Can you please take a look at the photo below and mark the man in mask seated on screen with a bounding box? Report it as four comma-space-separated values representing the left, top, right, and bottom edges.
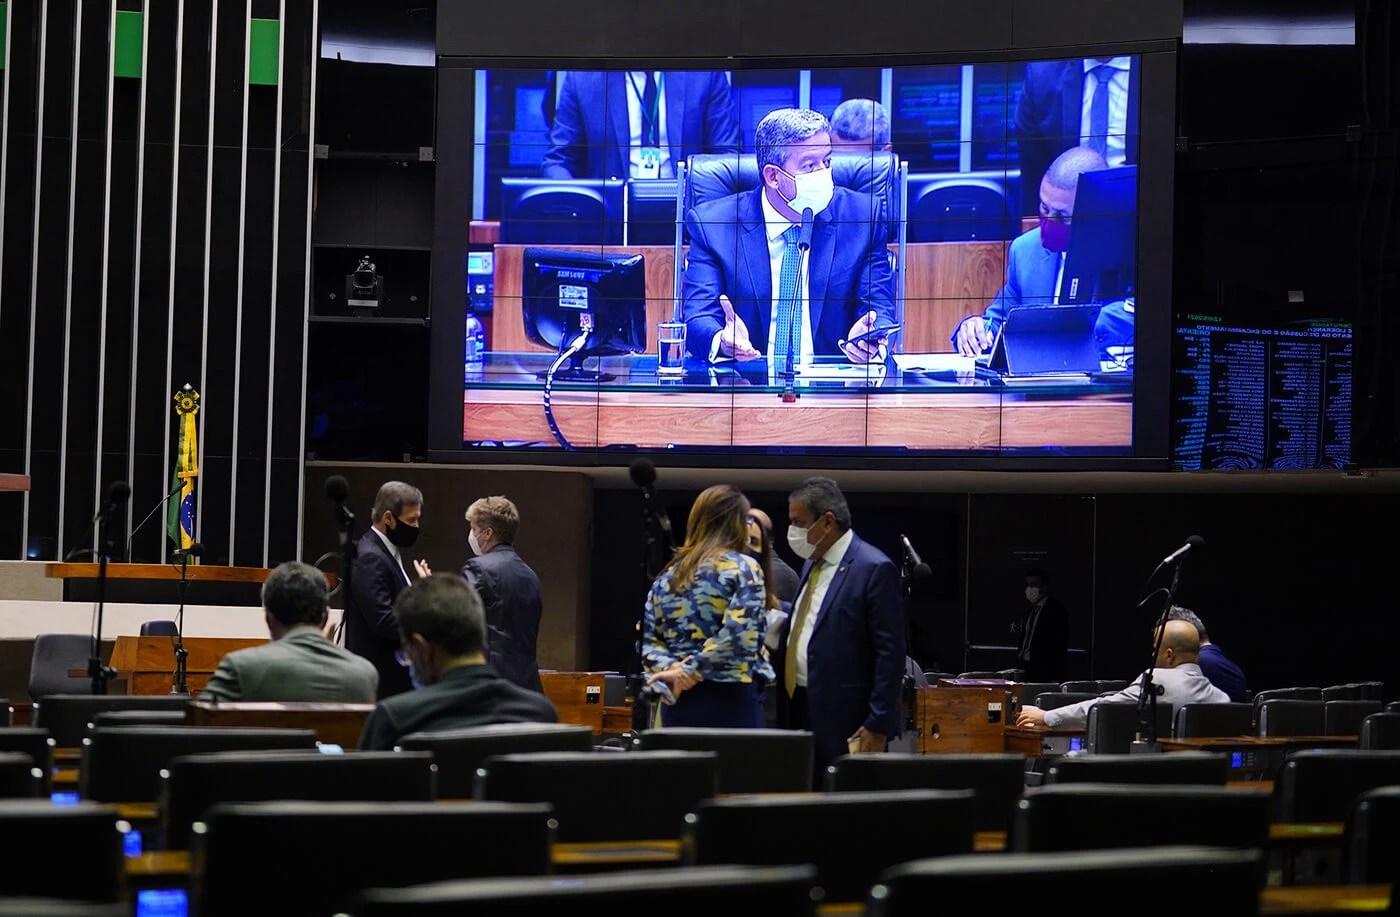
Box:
950, 145, 1134, 362
682, 108, 896, 369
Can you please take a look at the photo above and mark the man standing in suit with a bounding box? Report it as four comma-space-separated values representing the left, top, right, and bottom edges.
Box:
950, 145, 1108, 356
1016, 567, 1070, 684
683, 107, 896, 368
461, 495, 544, 694
345, 480, 430, 699
775, 477, 905, 776
1015, 56, 1139, 218
541, 70, 741, 180
201, 561, 378, 703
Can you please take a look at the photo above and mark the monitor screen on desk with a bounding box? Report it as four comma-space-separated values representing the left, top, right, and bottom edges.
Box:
431, 53, 1172, 466
521, 247, 649, 381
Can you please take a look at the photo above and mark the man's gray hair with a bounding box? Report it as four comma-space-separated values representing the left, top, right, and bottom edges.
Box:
1165, 605, 1209, 643
831, 98, 890, 147
1045, 145, 1108, 191
754, 108, 831, 171
372, 481, 423, 520
789, 476, 852, 532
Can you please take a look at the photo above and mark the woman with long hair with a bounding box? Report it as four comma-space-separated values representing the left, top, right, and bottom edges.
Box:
642, 483, 774, 727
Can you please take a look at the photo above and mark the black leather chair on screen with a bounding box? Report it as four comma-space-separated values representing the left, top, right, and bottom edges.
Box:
161, 749, 438, 850
396, 722, 594, 798
1044, 750, 1229, 786
473, 750, 718, 843
683, 788, 976, 904
823, 752, 1025, 833
866, 846, 1262, 917
350, 864, 820, 916
79, 726, 319, 803
193, 800, 556, 917
0, 800, 127, 902
633, 727, 814, 794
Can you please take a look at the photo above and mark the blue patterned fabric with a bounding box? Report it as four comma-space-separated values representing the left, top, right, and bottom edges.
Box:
643, 550, 775, 684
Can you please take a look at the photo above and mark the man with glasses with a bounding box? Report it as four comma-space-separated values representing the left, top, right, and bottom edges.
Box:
358, 574, 557, 751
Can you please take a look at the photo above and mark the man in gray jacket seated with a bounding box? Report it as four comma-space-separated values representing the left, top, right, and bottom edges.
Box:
1015, 617, 1229, 730
200, 561, 379, 703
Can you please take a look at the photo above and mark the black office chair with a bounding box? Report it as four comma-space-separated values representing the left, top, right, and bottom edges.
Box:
906, 179, 1007, 243
1011, 782, 1272, 855
1321, 683, 1361, 702
1251, 686, 1322, 723
633, 727, 814, 794
0, 900, 128, 916
1324, 699, 1382, 736
1033, 691, 1100, 710
79, 725, 320, 803
823, 752, 1025, 833
1173, 702, 1253, 738
1255, 698, 1325, 737
193, 800, 555, 917
0, 800, 127, 902
350, 864, 820, 916
0, 729, 56, 795
31, 694, 193, 748
1273, 749, 1400, 824
1085, 701, 1172, 754
867, 846, 1262, 917
1094, 679, 1130, 693
1343, 786, 1400, 885
161, 749, 438, 851
1354, 681, 1384, 701
397, 722, 594, 798
0, 752, 43, 798
1358, 711, 1400, 750
89, 709, 189, 730
1013, 682, 1062, 705
473, 750, 718, 843
683, 789, 976, 904
138, 620, 179, 637
0, 699, 11, 728
1059, 680, 1099, 693
1044, 750, 1229, 786
26, 635, 95, 701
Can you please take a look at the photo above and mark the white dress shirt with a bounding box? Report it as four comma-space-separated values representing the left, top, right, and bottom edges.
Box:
625, 71, 672, 179
1079, 57, 1132, 167
1044, 662, 1230, 730
791, 528, 854, 688
369, 526, 411, 586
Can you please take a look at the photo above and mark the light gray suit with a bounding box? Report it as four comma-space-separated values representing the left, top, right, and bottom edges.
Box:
1044, 662, 1229, 730
200, 625, 379, 703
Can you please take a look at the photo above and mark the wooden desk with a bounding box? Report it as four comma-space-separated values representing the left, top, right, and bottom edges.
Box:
914, 685, 1020, 754
109, 636, 266, 696
540, 672, 607, 735
1002, 724, 1085, 757
0, 473, 30, 492
1161, 735, 1358, 780
1258, 884, 1390, 914
185, 700, 375, 748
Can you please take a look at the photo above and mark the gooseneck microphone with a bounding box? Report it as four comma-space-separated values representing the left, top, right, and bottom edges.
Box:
797, 207, 814, 252
325, 474, 349, 503
1161, 534, 1204, 566
326, 475, 355, 547
899, 534, 924, 569
627, 458, 657, 491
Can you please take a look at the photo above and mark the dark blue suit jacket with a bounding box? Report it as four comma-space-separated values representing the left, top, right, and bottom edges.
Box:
683, 187, 895, 360
1015, 58, 1141, 217
541, 71, 740, 180
344, 530, 413, 700
461, 544, 545, 694
775, 533, 906, 771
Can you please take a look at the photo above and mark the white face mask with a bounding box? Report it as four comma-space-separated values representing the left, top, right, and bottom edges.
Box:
787, 524, 817, 560
780, 165, 835, 217
1025, 586, 1042, 604
468, 530, 483, 557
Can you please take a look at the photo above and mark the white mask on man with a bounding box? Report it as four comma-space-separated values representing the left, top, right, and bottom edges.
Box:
468, 530, 483, 557
780, 165, 835, 217
787, 524, 817, 560
1025, 586, 1042, 604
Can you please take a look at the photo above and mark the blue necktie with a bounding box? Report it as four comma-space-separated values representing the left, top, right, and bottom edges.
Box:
1087, 64, 1113, 158
774, 225, 802, 372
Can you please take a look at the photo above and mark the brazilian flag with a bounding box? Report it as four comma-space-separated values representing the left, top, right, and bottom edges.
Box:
167, 385, 200, 552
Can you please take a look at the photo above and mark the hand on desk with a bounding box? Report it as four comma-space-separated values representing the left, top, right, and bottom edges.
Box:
718, 294, 761, 361
839, 311, 889, 364
953, 315, 994, 357
1016, 705, 1048, 728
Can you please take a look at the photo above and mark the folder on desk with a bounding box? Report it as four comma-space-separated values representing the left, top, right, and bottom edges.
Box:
981, 304, 1101, 381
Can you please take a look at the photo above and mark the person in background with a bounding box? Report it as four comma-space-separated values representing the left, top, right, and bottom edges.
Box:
1166, 605, 1247, 702
461, 495, 544, 694
358, 574, 557, 750
950, 146, 1108, 357
1015, 618, 1229, 730
1016, 566, 1070, 684
829, 98, 892, 153
642, 484, 774, 728
748, 507, 799, 605
776, 476, 905, 776
201, 561, 378, 703
541, 70, 740, 180
345, 481, 431, 700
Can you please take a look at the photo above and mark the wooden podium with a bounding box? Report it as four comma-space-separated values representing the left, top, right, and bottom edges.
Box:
540, 672, 607, 734
913, 681, 1024, 754
109, 636, 266, 695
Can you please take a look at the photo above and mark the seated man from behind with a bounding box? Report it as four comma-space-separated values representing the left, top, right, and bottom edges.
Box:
358, 574, 558, 750
200, 561, 378, 703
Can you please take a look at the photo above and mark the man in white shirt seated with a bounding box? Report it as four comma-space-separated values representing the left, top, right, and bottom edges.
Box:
1015, 617, 1229, 730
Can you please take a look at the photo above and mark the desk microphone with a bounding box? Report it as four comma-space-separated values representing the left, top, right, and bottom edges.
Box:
798, 207, 813, 251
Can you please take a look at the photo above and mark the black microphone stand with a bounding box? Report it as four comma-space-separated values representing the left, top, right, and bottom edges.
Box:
89, 508, 119, 695
1130, 559, 1187, 754
333, 499, 356, 644
628, 484, 673, 737
170, 549, 195, 695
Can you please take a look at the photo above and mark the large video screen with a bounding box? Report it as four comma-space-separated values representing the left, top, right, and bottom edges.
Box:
450, 58, 1151, 461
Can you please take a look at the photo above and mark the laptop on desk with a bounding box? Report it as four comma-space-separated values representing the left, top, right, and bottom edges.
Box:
977, 303, 1102, 381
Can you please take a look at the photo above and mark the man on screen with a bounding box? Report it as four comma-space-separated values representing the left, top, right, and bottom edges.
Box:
950, 145, 1121, 356
683, 108, 895, 367
541, 70, 741, 180
829, 98, 893, 153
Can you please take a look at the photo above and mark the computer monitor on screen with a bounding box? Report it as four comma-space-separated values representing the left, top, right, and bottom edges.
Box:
500, 178, 625, 246
624, 178, 679, 245
521, 247, 648, 382
1059, 164, 1138, 306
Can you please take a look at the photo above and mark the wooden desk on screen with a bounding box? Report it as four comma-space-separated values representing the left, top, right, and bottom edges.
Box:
186, 700, 375, 748
109, 636, 266, 696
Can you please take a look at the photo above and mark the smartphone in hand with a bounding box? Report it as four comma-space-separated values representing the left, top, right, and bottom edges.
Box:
844, 323, 902, 348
